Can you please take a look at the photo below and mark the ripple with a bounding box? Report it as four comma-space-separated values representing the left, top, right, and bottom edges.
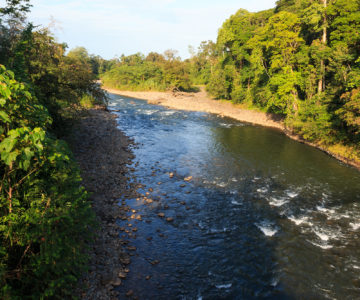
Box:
287, 215, 310, 226
268, 196, 288, 207
285, 190, 299, 198
350, 222, 360, 230
309, 240, 333, 250
257, 187, 268, 194
231, 199, 242, 206
215, 283, 232, 289
256, 221, 278, 237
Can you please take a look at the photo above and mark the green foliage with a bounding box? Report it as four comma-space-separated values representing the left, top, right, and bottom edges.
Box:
187, 41, 216, 85
337, 88, 360, 142
102, 62, 166, 91
0, 65, 95, 299
0, 0, 31, 18
0, 2, 102, 297
0, 24, 107, 134
206, 2, 360, 154
101, 51, 193, 92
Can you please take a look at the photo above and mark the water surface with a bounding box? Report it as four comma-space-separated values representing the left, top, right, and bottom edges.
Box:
108, 93, 360, 299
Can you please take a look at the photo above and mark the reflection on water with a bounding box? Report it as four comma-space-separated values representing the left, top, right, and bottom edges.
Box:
108, 93, 360, 299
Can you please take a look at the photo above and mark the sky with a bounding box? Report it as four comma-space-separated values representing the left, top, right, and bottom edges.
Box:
27, 0, 277, 60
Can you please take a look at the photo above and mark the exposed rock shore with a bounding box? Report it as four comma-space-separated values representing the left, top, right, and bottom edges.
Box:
66, 107, 137, 299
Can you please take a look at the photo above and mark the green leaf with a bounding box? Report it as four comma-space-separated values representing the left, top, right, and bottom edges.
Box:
0, 135, 17, 153
0, 110, 10, 123
1, 150, 19, 165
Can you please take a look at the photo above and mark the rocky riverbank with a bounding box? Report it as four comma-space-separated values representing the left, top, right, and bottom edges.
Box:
104, 87, 360, 170
66, 107, 138, 299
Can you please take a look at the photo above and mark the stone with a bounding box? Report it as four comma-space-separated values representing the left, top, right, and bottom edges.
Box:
184, 176, 192, 181
110, 278, 122, 286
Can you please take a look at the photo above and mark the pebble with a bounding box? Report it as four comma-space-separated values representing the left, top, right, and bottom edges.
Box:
111, 278, 122, 286
184, 176, 192, 181
158, 212, 165, 218
166, 217, 174, 222
126, 290, 134, 297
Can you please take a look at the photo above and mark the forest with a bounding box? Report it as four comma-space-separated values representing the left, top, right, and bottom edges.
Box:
102, 0, 360, 162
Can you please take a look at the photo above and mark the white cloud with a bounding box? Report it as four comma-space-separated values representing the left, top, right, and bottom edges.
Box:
28, 0, 276, 59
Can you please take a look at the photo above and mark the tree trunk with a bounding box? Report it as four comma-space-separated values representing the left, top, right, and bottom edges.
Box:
318, 0, 327, 94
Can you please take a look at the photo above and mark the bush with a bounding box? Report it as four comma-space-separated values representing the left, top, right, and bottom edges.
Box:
0, 65, 95, 299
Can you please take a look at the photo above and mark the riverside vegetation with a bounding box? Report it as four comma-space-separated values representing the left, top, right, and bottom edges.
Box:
101, 0, 360, 166
0, 0, 108, 298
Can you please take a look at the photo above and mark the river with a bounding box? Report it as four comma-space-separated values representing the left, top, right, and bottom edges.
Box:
108, 93, 360, 299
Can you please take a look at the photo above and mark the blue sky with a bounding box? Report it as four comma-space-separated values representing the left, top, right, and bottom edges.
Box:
28, 0, 277, 59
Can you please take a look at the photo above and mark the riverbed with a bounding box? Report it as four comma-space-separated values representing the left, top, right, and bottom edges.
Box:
108, 93, 360, 299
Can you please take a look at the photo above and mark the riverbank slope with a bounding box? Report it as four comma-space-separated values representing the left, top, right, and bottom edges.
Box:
104, 87, 360, 170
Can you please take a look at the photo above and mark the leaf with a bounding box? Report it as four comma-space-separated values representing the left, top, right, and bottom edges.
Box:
0, 135, 18, 153
1, 150, 19, 165
0, 110, 10, 123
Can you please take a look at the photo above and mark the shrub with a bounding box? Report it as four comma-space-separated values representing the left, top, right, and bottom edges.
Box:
0, 65, 95, 299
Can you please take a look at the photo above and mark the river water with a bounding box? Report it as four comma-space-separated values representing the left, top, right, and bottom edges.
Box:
108, 93, 360, 299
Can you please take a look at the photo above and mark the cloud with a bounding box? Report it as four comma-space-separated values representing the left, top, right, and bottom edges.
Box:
28, 0, 276, 59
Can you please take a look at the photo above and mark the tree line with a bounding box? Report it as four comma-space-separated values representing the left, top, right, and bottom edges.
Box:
207, 0, 360, 160
101, 0, 360, 162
